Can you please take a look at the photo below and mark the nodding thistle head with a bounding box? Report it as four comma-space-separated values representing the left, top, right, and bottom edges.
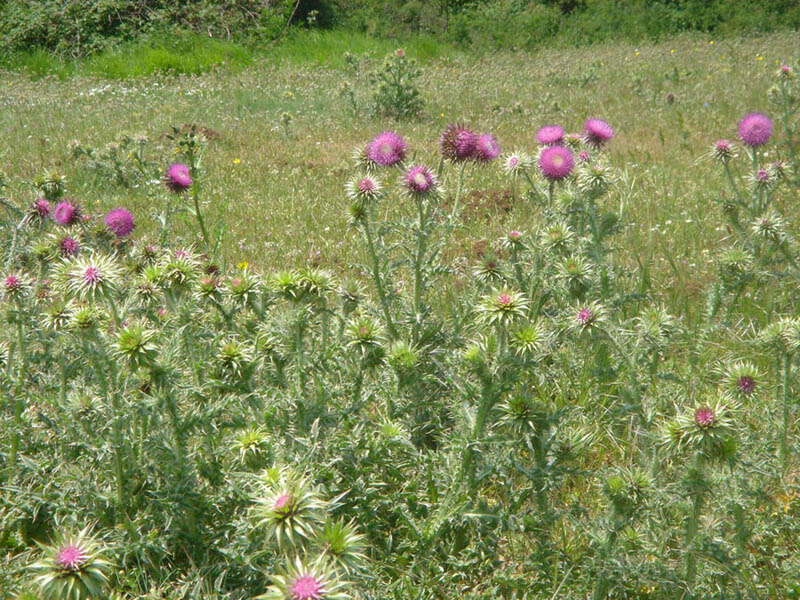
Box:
751, 212, 787, 243
661, 393, 738, 461
57, 254, 121, 302
339, 279, 364, 316
716, 247, 753, 288
29, 526, 112, 600
112, 323, 158, 370
216, 337, 255, 380
570, 300, 608, 335
502, 151, 533, 177
635, 306, 677, 353
232, 426, 271, 470
556, 254, 593, 299
319, 519, 367, 575
345, 174, 384, 206
576, 161, 615, 198
711, 139, 737, 163
473, 252, 505, 284
35, 170, 68, 202
439, 123, 477, 162
603, 467, 651, 520
257, 555, 350, 600
345, 315, 384, 367
228, 266, 262, 306
387, 340, 419, 374
510, 320, 549, 359
252, 468, 327, 551
758, 317, 797, 355
540, 221, 575, 255
478, 288, 529, 327
3, 272, 31, 302
296, 267, 336, 302
402, 164, 440, 197
270, 270, 302, 301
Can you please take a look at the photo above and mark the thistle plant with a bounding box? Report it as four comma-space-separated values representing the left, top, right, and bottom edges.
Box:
370, 49, 423, 120
660, 393, 739, 592
29, 527, 113, 600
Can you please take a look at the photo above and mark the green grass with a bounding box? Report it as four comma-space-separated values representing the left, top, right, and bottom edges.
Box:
1, 33, 255, 80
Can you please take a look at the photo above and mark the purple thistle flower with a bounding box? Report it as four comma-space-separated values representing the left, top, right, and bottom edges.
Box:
60, 237, 79, 257
584, 118, 614, 147
579, 151, 590, 162
34, 197, 51, 218
83, 266, 101, 285
508, 230, 521, 240
55, 545, 87, 570
756, 169, 770, 182
497, 293, 512, 306
366, 131, 407, 167
358, 178, 375, 193
694, 407, 715, 428
104, 208, 135, 238
536, 125, 565, 146
53, 201, 80, 226
4, 274, 21, 293
290, 575, 323, 600
738, 112, 772, 147
737, 376, 755, 396
440, 124, 477, 162
274, 493, 292, 511
577, 307, 593, 325
666, 92, 675, 104
165, 163, 193, 193
539, 146, 575, 181
474, 134, 500, 162
403, 165, 437, 195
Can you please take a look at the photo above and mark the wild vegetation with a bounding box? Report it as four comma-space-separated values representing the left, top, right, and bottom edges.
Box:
1, 28, 800, 600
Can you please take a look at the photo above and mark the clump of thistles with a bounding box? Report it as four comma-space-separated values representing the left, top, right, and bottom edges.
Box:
536, 125, 565, 146
104, 208, 135, 238
539, 146, 575, 180
402, 165, 438, 196
738, 112, 772, 147
366, 131, 407, 167
165, 163, 193, 193
583, 118, 614, 148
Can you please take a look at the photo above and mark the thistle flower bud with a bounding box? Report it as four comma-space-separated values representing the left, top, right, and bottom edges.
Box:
3, 273, 30, 301
473, 252, 505, 283
258, 556, 349, 600
716, 247, 753, 288
510, 320, 548, 358
661, 393, 738, 460
751, 212, 787, 243
233, 426, 271, 469
112, 323, 158, 370
556, 255, 593, 299
570, 301, 608, 334
711, 139, 737, 163
253, 469, 327, 550
58, 254, 122, 301
758, 318, 797, 355
502, 152, 532, 177
478, 288, 529, 327
540, 221, 575, 255
387, 340, 419, 373
576, 162, 614, 197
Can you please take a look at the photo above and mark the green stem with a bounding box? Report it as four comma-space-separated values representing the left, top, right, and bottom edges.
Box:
462, 376, 495, 493
412, 197, 430, 342
510, 244, 526, 291
723, 162, 745, 209
685, 453, 704, 593
547, 180, 555, 206
191, 183, 211, 254
362, 214, 397, 338
450, 161, 467, 226
9, 316, 26, 477
782, 352, 792, 469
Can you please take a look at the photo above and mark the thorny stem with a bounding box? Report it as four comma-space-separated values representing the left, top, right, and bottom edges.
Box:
362, 212, 397, 338
782, 352, 792, 469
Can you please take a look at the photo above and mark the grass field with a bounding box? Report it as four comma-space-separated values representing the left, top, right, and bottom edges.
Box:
2, 29, 800, 599
1, 31, 795, 317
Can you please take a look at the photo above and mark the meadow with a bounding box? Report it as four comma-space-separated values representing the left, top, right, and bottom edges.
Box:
1, 29, 799, 599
